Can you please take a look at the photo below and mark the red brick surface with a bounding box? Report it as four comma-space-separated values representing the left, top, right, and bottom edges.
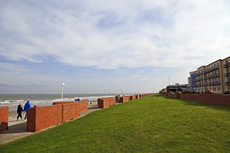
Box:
53, 100, 88, 113
0, 106, 8, 133
120, 96, 129, 103
160, 92, 230, 106
62, 103, 80, 122
27, 105, 63, 132
98, 97, 115, 108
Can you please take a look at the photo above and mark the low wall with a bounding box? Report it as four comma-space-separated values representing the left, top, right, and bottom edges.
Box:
168, 92, 176, 98
27, 101, 85, 132
160, 92, 230, 106
27, 105, 63, 132
53, 100, 88, 113
120, 96, 129, 103
130, 95, 136, 100
0, 106, 8, 133
98, 97, 115, 108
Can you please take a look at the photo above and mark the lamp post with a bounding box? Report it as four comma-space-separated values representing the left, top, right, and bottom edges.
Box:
105, 87, 107, 96
61, 82, 65, 101
121, 89, 123, 95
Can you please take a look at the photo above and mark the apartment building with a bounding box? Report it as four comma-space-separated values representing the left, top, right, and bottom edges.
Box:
223, 56, 230, 93
191, 56, 230, 94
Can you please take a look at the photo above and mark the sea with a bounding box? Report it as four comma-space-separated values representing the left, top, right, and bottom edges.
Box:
0, 93, 123, 112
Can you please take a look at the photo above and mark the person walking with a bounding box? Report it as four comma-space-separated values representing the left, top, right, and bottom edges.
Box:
24, 100, 31, 121
16, 104, 24, 120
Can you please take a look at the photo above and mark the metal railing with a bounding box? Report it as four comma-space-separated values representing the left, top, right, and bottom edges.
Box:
204, 65, 220, 73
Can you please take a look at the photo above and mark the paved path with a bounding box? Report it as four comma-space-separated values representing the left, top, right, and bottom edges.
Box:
0, 104, 102, 145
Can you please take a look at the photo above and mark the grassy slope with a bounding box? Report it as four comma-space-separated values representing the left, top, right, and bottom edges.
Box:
1, 94, 230, 152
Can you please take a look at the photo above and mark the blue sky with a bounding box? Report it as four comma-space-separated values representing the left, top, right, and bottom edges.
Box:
0, 0, 229, 94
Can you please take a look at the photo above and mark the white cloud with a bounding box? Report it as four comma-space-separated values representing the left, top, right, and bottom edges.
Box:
0, 0, 229, 70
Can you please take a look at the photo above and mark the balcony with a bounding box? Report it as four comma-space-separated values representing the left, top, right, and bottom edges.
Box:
225, 72, 230, 77
204, 65, 220, 73
224, 63, 230, 68
211, 81, 221, 86
204, 82, 211, 86
225, 81, 230, 86
204, 73, 220, 80
194, 71, 204, 77
195, 83, 204, 87
195, 77, 204, 82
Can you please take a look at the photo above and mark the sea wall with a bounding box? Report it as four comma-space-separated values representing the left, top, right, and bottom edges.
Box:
0, 106, 8, 133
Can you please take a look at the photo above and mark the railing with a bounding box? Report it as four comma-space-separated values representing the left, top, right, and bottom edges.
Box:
211, 81, 221, 86
225, 72, 230, 77
195, 77, 204, 82
204, 73, 220, 80
194, 83, 204, 87
224, 63, 230, 68
204, 65, 220, 73
194, 71, 204, 77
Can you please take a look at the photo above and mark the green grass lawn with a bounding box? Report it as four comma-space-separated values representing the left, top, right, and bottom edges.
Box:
1, 94, 230, 152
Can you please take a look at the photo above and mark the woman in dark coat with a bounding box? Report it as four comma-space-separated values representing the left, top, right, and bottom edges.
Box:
17, 104, 24, 120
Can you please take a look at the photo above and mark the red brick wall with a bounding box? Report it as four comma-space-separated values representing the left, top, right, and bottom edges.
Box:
203, 95, 230, 106
130, 95, 136, 100
62, 103, 80, 122
120, 96, 129, 103
98, 97, 114, 108
180, 94, 206, 103
0, 106, 8, 133
53, 100, 88, 113
168, 92, 177, 98
27, 105, 63, 132
79, 100, 88, 112
135, 95, 139, 99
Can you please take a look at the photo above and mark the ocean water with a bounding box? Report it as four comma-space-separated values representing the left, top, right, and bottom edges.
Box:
0, 94, 118, 112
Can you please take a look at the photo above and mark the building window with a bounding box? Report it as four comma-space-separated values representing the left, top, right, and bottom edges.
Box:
217, 87, 220, 91
213, 87, 216, 91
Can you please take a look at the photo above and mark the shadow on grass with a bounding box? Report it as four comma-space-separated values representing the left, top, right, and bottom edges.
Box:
155, 94, 230, 112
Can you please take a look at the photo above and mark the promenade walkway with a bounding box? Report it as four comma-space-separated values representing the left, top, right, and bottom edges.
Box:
0, 104, 102, 145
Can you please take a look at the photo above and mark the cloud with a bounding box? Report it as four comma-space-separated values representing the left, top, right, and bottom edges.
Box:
0, 0, 229, 70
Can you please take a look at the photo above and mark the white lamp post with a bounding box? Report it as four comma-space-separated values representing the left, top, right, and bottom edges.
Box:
105, 87, 107, 96
121, 89, 123, 95
61, 82, 65, 101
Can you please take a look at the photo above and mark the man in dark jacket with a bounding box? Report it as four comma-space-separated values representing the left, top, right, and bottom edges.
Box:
17, 104, 24, 120
24, 100, 31, 121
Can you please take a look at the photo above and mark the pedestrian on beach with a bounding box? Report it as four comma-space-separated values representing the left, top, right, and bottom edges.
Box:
16, 104, 24, 120
24, 100, 31, 121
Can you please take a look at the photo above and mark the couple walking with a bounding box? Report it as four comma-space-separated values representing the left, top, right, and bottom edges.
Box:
17, 100, 31, 121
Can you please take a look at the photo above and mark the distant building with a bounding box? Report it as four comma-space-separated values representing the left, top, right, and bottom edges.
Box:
189, 71, 195, 92
189, 56, 230, 94
166, 83, 189, 92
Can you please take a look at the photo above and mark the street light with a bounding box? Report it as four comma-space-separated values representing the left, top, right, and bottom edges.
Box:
121, 89, 123, 95
105, 87, 107, 96
61, 82, 65, 101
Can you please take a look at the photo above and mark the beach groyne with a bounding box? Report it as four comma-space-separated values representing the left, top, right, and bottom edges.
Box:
159, 91, 230, 106
0, 106, 8, 133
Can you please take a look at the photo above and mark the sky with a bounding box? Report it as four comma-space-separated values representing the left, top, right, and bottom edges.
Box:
0, 0, 230, 94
